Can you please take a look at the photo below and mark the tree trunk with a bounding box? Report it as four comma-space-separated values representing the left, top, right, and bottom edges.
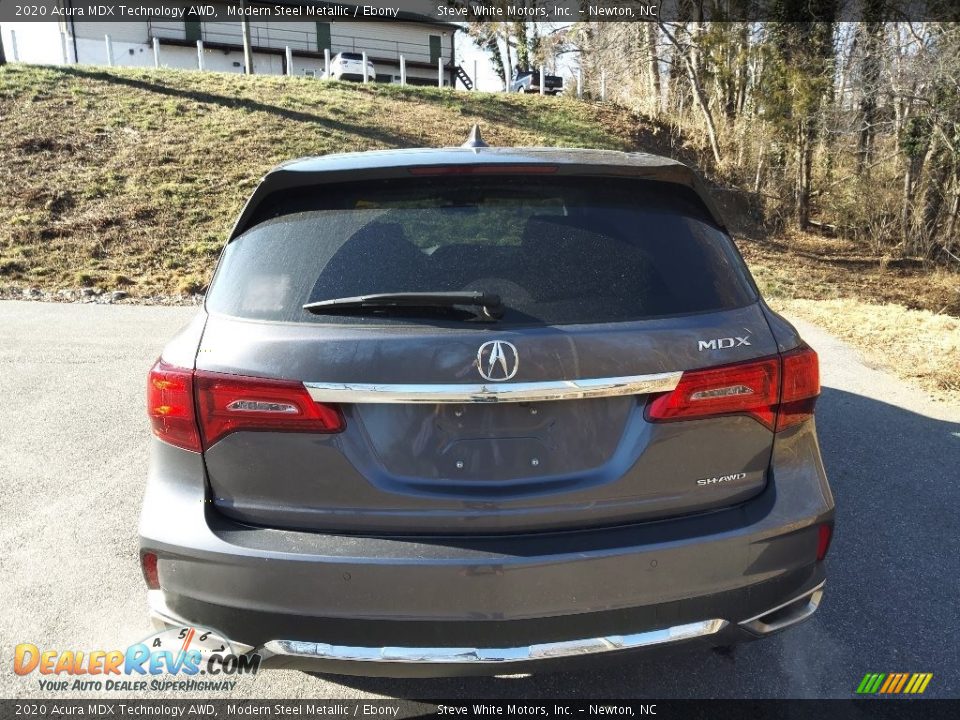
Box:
659, 22, 722, 166
944, 174, 959, 257
754, 149, 765, 194
856, 22, 884, 175
646, 23, 660, 113
688, 61, 723, 166
920, 135, 949, 257
796, 122, 814, 228
735, 23, 750, 117
0, 31, 6, 66
902, 150, 929, 254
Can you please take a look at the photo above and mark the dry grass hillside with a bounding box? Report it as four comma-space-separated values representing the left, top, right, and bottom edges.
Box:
1, 64, 641, 294
1, 64, 957, 400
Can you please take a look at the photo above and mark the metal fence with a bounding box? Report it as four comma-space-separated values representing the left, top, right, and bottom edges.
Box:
149, 20, 438, 65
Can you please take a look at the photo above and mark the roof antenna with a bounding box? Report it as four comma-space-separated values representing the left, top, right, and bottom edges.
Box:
462, 124, 488, 149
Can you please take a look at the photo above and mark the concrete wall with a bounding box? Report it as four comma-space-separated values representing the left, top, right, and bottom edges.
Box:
1, 22, 69, 64
71, 36, 284, 74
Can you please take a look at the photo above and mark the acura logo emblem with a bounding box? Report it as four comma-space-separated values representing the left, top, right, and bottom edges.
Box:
476, 341, 519, 382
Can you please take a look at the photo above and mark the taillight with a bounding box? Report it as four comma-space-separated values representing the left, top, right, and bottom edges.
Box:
194, 370, 344, 449
148, 361, 344, 451
140, 551, 160, 590
776, 346, 820, 431
148, 360, 201, 452
816, 523, 833, 562
645, 345, 820, 432
646, 357, 781, 430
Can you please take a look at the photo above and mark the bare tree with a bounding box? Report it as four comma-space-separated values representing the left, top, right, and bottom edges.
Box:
659, 21, 722, 166
645, 24, 661, 112
856, 12, 886, 174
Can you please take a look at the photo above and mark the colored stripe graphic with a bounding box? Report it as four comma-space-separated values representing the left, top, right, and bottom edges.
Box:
856, 673, 886, 694
856, 672, 932, 694
906, 673, 933, 694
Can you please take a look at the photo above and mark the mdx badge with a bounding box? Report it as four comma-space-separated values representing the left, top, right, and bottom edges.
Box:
477, 341, 519, 382
698, 335, 752, 351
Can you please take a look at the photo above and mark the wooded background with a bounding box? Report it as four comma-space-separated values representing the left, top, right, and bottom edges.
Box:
464, 4, 960, 266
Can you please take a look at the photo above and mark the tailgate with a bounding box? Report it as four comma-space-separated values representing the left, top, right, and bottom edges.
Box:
197, 303, 777, 534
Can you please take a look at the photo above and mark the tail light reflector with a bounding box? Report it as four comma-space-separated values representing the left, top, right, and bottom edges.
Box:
140, 551, 160, 590
816, 523, 833, 562
194, 370, 343, 449
148, 360, 201, 452
645, 345, 820, 433
147, 360, 344, 451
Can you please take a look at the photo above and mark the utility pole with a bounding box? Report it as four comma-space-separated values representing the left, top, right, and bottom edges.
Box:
0, 31, 6, 66
241, 1, 254, 74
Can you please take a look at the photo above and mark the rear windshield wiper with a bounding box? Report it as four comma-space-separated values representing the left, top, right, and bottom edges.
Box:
303, 291, 504, 320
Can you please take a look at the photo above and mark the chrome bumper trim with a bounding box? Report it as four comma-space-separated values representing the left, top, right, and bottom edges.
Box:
304, 372, 682, 404
147, 590, 255, 655
739, 581, 825, 635
260, 619, 727, 665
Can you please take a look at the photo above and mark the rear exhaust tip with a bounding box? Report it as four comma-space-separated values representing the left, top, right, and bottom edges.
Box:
739, 582, 824, 636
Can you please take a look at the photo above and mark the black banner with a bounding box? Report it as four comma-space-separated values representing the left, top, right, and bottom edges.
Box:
2, 700, 958, 720
2, 0, 960, 24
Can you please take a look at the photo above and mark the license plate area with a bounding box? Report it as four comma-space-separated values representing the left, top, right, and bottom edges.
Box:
354, 397, 634, 481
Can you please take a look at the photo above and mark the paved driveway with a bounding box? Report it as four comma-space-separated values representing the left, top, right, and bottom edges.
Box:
1, 301, 957, 698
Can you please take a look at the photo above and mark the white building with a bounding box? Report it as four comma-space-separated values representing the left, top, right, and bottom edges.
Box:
1, 1, 464, 87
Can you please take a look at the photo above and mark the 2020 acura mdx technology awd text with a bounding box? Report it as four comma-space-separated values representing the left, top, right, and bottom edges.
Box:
141, 130, 834, 677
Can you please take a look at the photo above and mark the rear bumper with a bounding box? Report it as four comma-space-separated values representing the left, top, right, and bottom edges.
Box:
140, 424, 834, 677
147, 580, 825, 677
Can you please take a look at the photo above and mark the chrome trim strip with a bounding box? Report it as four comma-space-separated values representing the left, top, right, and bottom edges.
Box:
261, 619, 727, 665
739, 581, 825, 635
304, 372, 682, 404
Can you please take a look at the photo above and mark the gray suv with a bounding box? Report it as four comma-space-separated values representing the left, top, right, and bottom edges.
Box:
141, 132, 833, 677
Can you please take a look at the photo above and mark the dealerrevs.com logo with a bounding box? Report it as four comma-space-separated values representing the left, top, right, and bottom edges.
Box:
14, 626, 260, 692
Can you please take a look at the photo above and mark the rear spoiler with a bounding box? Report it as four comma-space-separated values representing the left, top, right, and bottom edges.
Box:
228, 155, 727, 240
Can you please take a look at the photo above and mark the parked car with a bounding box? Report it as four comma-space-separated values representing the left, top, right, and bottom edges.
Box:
329, 51, 376, 82
142, 127, 834, 677
510, 68, 563, 94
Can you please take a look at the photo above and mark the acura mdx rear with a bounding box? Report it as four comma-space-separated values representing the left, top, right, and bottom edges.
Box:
141, 138, 834, 677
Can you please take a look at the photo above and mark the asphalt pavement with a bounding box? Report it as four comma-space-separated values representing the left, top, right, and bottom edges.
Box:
1, 300, 958, 699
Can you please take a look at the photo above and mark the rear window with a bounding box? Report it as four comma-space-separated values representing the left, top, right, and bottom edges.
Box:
339, 53, 363, 61
206, 177, 757, 326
